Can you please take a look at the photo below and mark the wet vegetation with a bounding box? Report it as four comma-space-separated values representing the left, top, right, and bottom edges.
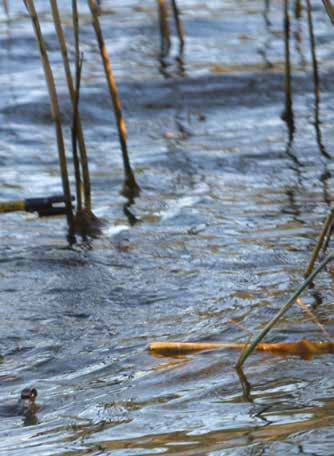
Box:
1, 0, 334, 454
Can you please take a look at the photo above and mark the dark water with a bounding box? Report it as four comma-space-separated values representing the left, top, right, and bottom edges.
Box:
1, 0, 334, 454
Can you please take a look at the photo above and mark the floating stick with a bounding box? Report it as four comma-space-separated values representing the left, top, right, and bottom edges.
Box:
50, 0, 92, 211
88, 0, 140, 201
149, 340, 334, 357
24, 0, 74, 240
236, 252, 334, 367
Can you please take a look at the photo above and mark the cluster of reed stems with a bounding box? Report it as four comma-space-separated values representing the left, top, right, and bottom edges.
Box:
23, 0, 141, 243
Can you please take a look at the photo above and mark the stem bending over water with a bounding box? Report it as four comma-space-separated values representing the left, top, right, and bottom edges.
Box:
236, 252, 334, 367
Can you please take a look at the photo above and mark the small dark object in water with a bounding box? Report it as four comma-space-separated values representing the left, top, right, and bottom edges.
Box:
0, 387, 39, 418
17, 388, 38, 416
73, 208, 104, 239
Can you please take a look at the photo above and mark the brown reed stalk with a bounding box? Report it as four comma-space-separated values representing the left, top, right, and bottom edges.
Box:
170, 0, 185, 54
322, 0, 334, 23
24, 0, 74, 240
87, 0, 140, 201
71, 52, 83, 211
50, 0, 92, 211
305, 0, 320, 126
236, 252, 334, 367
305, 208, 334, 276
158, 0, 171, 57
282, 0, 295, 139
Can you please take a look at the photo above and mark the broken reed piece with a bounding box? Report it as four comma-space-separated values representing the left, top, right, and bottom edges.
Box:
236, 252, 334, 367
87, 0, 140, 201
50, 0, 92, 211
24, 0, 74, 241
149, 340, 334, 358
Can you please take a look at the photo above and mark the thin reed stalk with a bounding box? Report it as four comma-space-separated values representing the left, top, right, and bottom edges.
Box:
305, 0, 320, 126
305, 208, 334, 276
71, 52, 83, 211
236, 252, 334, 367
72, 0, 83, 211
3, 0, 8, 17
158, 0, 171, 57
50, 0, 92, 211
282, 0, 295, 138
322, 0, 334, 23
24, 0, 74, 241
170, 0, 185, 54
88, 0, 140, 201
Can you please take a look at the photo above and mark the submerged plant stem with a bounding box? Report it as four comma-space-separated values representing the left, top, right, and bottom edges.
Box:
236, 252, 334, 367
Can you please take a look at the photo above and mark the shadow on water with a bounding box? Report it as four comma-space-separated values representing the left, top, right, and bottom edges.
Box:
1, 0, 334, 455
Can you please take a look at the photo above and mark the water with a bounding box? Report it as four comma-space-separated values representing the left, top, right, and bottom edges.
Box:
1, 0, 334, 454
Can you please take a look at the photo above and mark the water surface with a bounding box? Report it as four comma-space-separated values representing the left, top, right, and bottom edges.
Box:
1, 1, 334, 454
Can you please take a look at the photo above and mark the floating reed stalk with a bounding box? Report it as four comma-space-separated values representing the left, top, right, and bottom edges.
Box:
88, 0, 140, 201
149, 340, 334, 357
236, 252, 334, 367
50, 0, 92, 211
282, 0, 295, 138
305, 208, 334, 276
170, 0, 185, 54
158, 0, 171, 57
24, 0, 74, 240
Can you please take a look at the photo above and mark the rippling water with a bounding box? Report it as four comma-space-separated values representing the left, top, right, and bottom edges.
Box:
1, 0, 334, 454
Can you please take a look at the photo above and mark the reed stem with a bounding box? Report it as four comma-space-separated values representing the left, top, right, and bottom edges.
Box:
88, 0, 140, 200
282, 0, 295, 138
170, 0, 185, 54
236, 252, 334, 367
158, 0, 171, 57
24, 0, 74, 240
50, 0, 92, 211
305, 208, 334, 276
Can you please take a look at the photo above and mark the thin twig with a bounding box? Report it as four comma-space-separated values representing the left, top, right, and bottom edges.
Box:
24, 0, 74, 241
236, 252, 334, 367
88, 0, 140, 201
